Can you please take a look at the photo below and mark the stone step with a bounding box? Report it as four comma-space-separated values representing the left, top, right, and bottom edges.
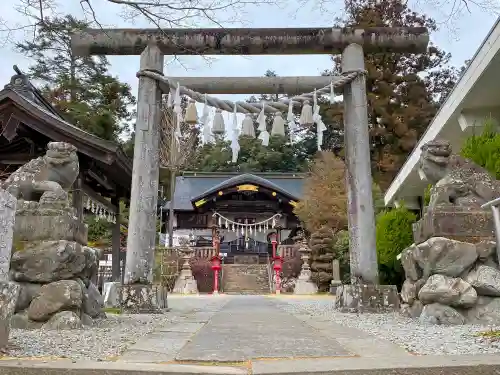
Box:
222, 264, 270, 294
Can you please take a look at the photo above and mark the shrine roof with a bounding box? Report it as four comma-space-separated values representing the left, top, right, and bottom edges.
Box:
163, 172, 306, 211
0, 66, 132, 198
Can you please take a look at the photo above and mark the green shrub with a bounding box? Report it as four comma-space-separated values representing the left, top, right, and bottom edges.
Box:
332, 230, 350, 283
376, 206, 417, 286
461, 119, 500, 178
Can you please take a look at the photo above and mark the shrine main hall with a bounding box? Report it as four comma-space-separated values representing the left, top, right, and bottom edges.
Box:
162, 172, 305, 262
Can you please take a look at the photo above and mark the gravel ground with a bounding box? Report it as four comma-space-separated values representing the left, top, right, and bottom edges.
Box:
279, 298, 500, 356
6, 313, 174, 360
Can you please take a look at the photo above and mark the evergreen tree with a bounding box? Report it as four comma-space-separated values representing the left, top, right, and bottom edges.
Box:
15, 15, 136, 142
321, 0, 462, 189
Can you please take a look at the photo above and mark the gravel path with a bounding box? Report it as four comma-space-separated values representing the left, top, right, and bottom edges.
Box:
279, 298, 500, 356
6, 313, 174, 361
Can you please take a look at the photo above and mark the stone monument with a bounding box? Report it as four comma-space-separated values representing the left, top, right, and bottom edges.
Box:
173, 238, 198, 294
330, 260, 342, 294
1, 142, 104, 330
293, 231, 318, 295
400, 140, 500, 324
0, 188, 20, 349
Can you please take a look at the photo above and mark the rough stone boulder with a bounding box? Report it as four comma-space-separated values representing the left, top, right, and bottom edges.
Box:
75, 279, 104, 318
10, 311, 43, 330
400, 244, 421, 281
411, 237, 478, 278
14, 282, 42, 312
418, 274, 477, 307
10, 240, 97, 283
466, 265, 500, 297
27, 280, 82, 321
463, 296, 500, 324
42, 311, 82, 330
419, 303, 465, 325
400, 300, 423, 318
401, 279, 425, 305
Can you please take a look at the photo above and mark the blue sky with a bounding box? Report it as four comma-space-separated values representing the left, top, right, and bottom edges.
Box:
1, 1, 497, 122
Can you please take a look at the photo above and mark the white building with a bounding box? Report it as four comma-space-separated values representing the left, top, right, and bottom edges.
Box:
384, 18, 500, 209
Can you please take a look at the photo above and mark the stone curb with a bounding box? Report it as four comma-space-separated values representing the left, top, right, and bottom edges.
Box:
2, 354, 500, 375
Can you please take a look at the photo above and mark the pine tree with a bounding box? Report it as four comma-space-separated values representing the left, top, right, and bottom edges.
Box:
309, 226, 336, 291
15, 15, 136, 142
320, 0, 462, 190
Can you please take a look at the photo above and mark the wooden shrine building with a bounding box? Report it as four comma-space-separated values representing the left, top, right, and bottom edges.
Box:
0, 66, 132, 281
162, 172, 305, 262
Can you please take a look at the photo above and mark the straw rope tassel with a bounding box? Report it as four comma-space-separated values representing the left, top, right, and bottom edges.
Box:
231, 105, 240, 163
257, 103, 269, 146
201, 94, 211, 144
313, 89, 327, 151
287, 100, 296, 144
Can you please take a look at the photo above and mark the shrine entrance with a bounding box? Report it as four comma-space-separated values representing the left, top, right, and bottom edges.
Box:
189, 173, 300, 264
71, 26, 429, 308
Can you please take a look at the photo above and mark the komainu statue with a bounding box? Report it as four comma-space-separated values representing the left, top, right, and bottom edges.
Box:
1, 142, 79, 206
419, 139, 500, 210
400, 139, 500, 325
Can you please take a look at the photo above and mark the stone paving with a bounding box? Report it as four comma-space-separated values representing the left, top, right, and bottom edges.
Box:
117, 295, 406, 363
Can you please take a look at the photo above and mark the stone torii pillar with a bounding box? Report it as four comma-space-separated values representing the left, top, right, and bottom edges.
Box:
71, 27, 428, 312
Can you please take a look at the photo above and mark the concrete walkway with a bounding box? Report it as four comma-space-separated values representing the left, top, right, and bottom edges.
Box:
118, 295, 407, 363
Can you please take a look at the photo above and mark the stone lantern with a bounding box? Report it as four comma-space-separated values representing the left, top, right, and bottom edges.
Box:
173, 237, 198, 294
293, 230, 318, 295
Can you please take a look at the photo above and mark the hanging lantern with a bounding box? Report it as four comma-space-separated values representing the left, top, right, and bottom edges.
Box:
272, 217, 276, 228
212, 108, 225, 135
271, 111, 286, 137
300, 100, 314, 126
184, 99, 198, 125
225, 219, 228, 228
241, 113, 255, 137
218, 215, 222, 227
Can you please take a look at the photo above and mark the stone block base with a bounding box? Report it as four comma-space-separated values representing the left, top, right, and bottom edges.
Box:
0, 281, 20, 349
335, 284, 399, 313
293, 278, 318, 295
330, 281, 342, 295
14, 202, 87, 245
117, 284, 168, 313
413, 207, 494, 244
103, 282, 120, 308
173, 276, 198, 294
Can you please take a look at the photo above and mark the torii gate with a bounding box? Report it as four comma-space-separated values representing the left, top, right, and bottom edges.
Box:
71, 27, 428, 311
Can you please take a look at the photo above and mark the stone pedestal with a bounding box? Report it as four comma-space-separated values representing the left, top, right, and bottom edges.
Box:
293, 240, 317, 295
117, 284, 167, 313
335, 284, 399, 313
14, 201, 87, 245
0, 281, 20, 349
173, 247, 198, 294
413, 206, 494, 244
